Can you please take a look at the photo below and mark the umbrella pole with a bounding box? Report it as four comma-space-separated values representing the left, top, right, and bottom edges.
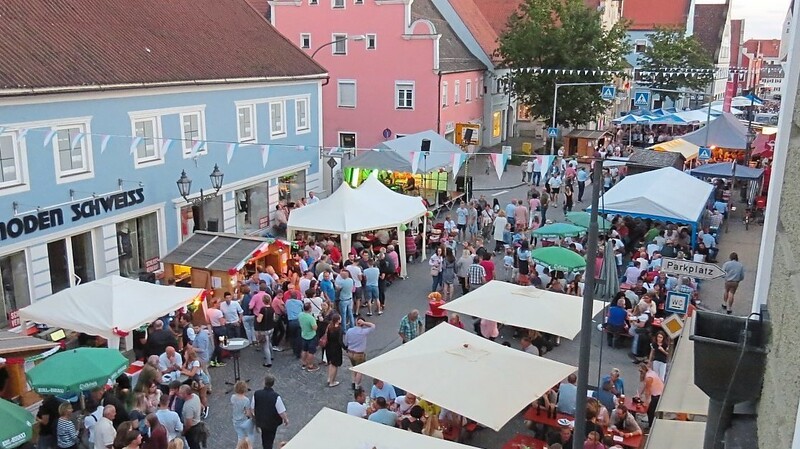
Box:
572, 161, 603, 449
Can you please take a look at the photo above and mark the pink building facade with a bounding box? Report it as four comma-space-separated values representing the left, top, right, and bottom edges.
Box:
270, 0, 487, 149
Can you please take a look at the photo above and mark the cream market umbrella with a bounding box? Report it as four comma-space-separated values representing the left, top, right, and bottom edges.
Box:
283, 408, 474, 449
350, 324, 576, 431
646, 419, 706, 449
440, 280, 605, 339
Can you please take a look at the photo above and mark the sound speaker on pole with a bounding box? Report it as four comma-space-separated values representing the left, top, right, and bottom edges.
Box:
463, 128, 474, 144
420, 138, 431, 153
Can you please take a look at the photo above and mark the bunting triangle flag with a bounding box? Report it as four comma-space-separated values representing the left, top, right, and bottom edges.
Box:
162, 139, 174, 157
100, 135, 111, 154
43, 129, 57, 147
190, 140, 203, 155
452, 153, 466, 177
130, 137, 143, 155
261, 145, 270, 168
226, 143, 238, 164
490, 153, 506, 181
410, 151, 421, 174
17, 128, 28, 139
70, 132, 85, 152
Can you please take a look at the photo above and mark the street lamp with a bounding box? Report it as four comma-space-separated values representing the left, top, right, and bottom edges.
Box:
176, 164, 225, 204
310, 35, 366, 59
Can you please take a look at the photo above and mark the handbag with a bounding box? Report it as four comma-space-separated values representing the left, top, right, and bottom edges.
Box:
319, 326, 330, 348
430, 265, 440, 276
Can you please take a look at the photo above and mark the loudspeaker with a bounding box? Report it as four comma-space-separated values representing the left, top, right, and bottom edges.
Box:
207, 219, 219, 232
463, 128, 474, 144
420, 138, 431, 153
455, 175, 473, 197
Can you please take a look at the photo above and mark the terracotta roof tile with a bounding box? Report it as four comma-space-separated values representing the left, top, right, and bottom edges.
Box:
744, 39, 781, 58
0, 0, 326, 92
693, 3, 729, 62
447, 0, 502, 59
412, 0, 486, 72
623, 0, 690, 30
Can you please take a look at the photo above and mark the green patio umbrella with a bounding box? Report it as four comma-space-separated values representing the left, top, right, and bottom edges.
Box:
0, 399, 34, 449
531, 222, 586, 238
531, 246, 587, 272
565, 211, 612, 231
26, 348, 129, 395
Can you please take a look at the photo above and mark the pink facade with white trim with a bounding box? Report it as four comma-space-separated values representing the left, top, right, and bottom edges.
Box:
270, 0, 486, 149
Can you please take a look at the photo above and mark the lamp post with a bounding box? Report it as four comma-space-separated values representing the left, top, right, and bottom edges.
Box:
176, 164, 225, 204
310, 35, 366, 59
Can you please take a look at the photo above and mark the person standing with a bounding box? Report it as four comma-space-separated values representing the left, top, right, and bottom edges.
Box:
467, 200, 479, 242
576, 167, 588, 202
363, 260, 382, 316
220, 291, 244, 339
548, 174, 562, 208
231, 381, 255, 443
335, 269, 356, 330
154, 396, 182, 443
455, 248, 472, 295
563, 184, 574, 213
467, 256, 487, 290
93, 406, 117, 449
539, 190, 550, 224
206, 299, 227, 367
56, 403, 78, 449
524, 159, 534, 184
344, 317, 376, 391
722, 252, 745, 314
239, 286, 256, 346
492, 211, 508, 253
532, 157, 542, 186
284, 292, 304, 359
298, 302, 319, 371
398, 309, 424, 344
441, 249, 457, 301
179, 385, 203, 449
252, 375, 289, 449
143, 414, 168, 449
456, 202, 469, 241
636, 363, 664, 428
429, 247, 444, 292
324, 313, 344, 388
254, 298, 275, 368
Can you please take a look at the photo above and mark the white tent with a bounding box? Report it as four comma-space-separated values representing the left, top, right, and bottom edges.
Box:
440, 281, 606, 339
283, 408, 474, 449
18, 275, 203, 349
588, 167, 713, 244
350, 323, 576, 431
287, 174, 427, 276
344, 130, 464, 173
646, 419, 706, 449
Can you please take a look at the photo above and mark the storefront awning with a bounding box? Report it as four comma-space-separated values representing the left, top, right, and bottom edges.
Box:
564, 129, 612, 140
0, 330, 59, 356
161, 231, 273, 272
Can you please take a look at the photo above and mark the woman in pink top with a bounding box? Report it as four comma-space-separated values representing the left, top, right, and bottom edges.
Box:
479, 318, 499, 341
637, 362, 665, 428
513, 200, 529, 232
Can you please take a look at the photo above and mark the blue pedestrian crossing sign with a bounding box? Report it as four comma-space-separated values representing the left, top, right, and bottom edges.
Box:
634, 92, 651, 107
601, 85, 616, 100
698, 146, 712, 160
547, 127, 559, 138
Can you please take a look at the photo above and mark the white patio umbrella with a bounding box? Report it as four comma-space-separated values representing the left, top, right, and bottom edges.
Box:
283, 408, 475, 449
440, 280, 606, 339
646, 419, 706, 449
350, 324, 576, 431
656, 316, 709, 417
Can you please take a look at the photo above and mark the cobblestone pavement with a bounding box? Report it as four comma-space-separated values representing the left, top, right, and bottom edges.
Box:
203, 159, 759, 448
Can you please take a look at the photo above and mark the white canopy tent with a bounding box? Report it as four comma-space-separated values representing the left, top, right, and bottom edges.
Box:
440, 281, 606, 339
287, 174, 428, 276
588, 167, 714, 245
646, 419, 706, 449
350, 323, 576, 431
283, 408, 475, 449
18, 275, 203, 349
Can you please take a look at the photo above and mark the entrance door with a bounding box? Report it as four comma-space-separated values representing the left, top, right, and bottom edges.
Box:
339, 132, 356, 148
47, 231, 96, 293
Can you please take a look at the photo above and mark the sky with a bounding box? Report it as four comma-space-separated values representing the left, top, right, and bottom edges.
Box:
729, 0, 790, 39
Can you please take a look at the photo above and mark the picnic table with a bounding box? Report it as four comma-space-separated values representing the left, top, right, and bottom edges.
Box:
522, 405, 643, 448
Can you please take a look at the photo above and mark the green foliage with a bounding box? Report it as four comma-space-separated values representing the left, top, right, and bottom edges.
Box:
637, 28, 715, 100
498, 0, 630, 128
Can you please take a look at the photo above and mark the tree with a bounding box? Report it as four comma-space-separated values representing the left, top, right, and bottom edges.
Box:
498, 0, 629, 129
637, 28, 714, 101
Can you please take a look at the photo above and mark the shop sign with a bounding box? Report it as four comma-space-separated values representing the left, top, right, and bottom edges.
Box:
145, 257, 161, 273
0, 188, 145, 242
7, 309, 19, 328
259, 216, 270, 229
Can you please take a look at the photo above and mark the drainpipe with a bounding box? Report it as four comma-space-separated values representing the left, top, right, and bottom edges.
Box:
322, 76, 331, 87
437, 71, 443, 134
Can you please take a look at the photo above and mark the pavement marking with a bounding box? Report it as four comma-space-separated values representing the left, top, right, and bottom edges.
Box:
492, 190, 509, 196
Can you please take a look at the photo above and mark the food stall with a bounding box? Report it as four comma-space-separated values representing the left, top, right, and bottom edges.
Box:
562, 129, 613, 157
0, 331, 59, 406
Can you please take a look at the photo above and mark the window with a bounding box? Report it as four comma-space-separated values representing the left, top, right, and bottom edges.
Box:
492, 111, 502, 138
236, 184, 270, 235
366, 34, 376, 50
339, 132, 356, 148
300, 33, 311, 49
338, 80, 357, 108
117, 213, 161, 278
441, 82, 448, 107
333, 0, 344, 8
180, 111, 206, 156
53, 124, 92, 180
295, 98, 310, 133
269, 101, 286, 137
132, 117, 161, 164
466, 80, 472, 102
237, 104, 256, 143
355, 0, 363, 3
309, 0, 318, 4
0, 132, 23, 188
454, 81, 461, 104
635, 39, 648, 53
0, 251, 30, 328
478, 77, 483, 97
396, 82, 414, 109
332, 33, 347, 55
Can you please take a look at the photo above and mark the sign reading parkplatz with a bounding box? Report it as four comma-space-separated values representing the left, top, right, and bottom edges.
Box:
661, 258, 725, 280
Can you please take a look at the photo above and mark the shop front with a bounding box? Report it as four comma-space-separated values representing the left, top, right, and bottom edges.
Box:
179, 195, 224, 240
279, 170, 306, 205
235, 182, 271, 236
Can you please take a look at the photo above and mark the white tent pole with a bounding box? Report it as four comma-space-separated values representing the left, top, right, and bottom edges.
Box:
342, 233, 352, 261
421, 217, 428, 261
398, 225, 408, 278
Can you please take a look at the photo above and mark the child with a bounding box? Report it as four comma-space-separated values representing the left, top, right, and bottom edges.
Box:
503, 248, 514, 282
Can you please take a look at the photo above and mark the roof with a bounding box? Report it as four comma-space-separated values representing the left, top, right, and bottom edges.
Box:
0, 0, 326, 93
681, 112, 748, 150
629, 148, 685, 168
623, 0, 690, 30
447, 0, 501, 59
161, 231, 272, 271
412, 0, 486, 72
0, 331, 58, 356
692, 3, 729, 62
743, 39, 781, 58
690, 162, 764, 180
564, 129, 612, 139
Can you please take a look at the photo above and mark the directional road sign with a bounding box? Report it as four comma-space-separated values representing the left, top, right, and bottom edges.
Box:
601, 85, 617, 100
547, 127, 559, 138
661, 258, 725, 280
698, 146, 712, 161
665, 291, 691, 315
634, 92, 651, 107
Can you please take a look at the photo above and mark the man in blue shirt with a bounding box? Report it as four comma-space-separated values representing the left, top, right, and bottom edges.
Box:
285, 293, 304, 358
601, 368, 625, 397
319, 270, 336, 303
557, 374, 578, 415
335, 269, 356, 330
505, 200, 517, 228
370, 379, 397, 402
368, 397, 398, 427
606, 298, 628, 347
576, 167, 589, 202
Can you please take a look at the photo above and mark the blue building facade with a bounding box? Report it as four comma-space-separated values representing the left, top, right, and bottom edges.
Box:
0, 80, 325, 325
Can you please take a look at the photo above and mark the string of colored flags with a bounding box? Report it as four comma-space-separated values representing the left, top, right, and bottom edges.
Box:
518, 66, 783, 77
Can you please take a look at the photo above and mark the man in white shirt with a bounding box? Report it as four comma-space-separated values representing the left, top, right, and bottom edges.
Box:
532, 157, 542, 186
347, 388, 369, 418
393, 393, 418, 415
83, 405, 103, 448
155, 395, 183, 442
93, 405, 117, 449
298, 270, 314, 295
220, 291, 244, 338
207, 299, 227, 367
623, 261, 643, 285
345, 258, 364, 311
159, 346, 184, 382
524, 160, 534, 184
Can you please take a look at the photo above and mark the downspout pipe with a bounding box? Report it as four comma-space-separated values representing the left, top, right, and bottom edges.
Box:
437, 71, 443, 134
